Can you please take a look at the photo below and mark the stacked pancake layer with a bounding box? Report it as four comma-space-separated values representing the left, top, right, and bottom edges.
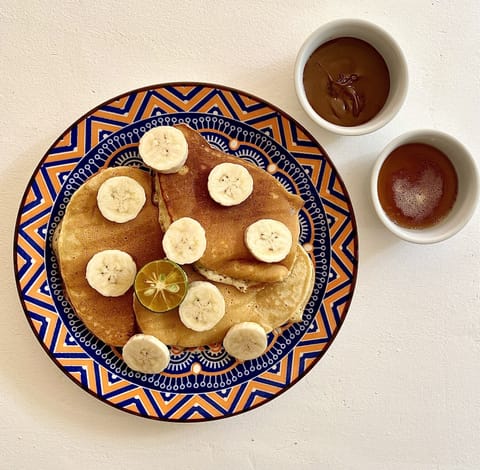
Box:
54, 125, 315, 367
53, 167, 164, 347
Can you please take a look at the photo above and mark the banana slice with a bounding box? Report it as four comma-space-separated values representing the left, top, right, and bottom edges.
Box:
85, 249, 137, 297
207, 162, 254, 206
122, 334, 170, 374
223, 322, 268, 361
97, 175, 146, 223
244, 218, 293, 263
162, 217, 207, 265
138, 126, 188, 173
178, 281, 226, 331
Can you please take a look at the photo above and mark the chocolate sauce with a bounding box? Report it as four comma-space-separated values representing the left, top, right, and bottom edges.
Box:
303, 37, 390, 126
377, 143, 458, 229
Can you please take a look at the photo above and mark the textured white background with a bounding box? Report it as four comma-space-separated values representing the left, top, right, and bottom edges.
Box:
1, 1, 480, 469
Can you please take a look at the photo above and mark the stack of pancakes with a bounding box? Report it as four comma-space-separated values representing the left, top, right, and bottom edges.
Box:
54, 125, 315, 348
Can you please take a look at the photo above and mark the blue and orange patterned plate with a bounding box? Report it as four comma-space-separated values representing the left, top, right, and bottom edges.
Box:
14, 83, 358, 421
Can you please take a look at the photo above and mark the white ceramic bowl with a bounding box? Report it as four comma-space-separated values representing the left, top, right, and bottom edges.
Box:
294, 18, 409, 135
371, 129, 479, 244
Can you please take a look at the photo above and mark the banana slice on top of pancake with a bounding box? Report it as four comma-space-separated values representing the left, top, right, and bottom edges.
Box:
223, 322, 268, 361
139, 125, 188, 173
178, 281, 226, 332
207, 162, 254, 206
86, 249, 137, 297
245, 219, 293, 263
122, 334, 170, 374
97, 175, 146, 223
162, 217, 207, 265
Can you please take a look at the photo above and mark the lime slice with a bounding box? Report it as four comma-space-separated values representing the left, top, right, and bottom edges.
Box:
134, 259, 188, 312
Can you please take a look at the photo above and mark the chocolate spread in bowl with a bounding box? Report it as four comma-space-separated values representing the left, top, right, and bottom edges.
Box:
303, 37, 390, 126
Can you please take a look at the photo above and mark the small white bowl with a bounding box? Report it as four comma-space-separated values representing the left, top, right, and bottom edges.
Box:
294, 18, 409, 135
371, 129, 479, 244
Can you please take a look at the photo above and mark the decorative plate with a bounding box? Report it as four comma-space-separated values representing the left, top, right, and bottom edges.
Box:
14, 83, 358, 421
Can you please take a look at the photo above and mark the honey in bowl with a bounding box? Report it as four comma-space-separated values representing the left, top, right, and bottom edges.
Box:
302, 37, 390, 126
377, 143, 458, 229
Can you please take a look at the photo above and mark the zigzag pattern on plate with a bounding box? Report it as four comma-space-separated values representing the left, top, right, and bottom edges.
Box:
15, 83, 357, 421
57, 342, 327, 420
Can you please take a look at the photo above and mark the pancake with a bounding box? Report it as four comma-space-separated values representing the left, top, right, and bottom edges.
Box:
53, 167, 164, 347
155, 124, 304, 285
134, 244, 314, 348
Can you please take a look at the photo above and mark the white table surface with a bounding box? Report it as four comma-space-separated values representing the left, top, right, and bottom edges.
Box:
2, 1, 480, 469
